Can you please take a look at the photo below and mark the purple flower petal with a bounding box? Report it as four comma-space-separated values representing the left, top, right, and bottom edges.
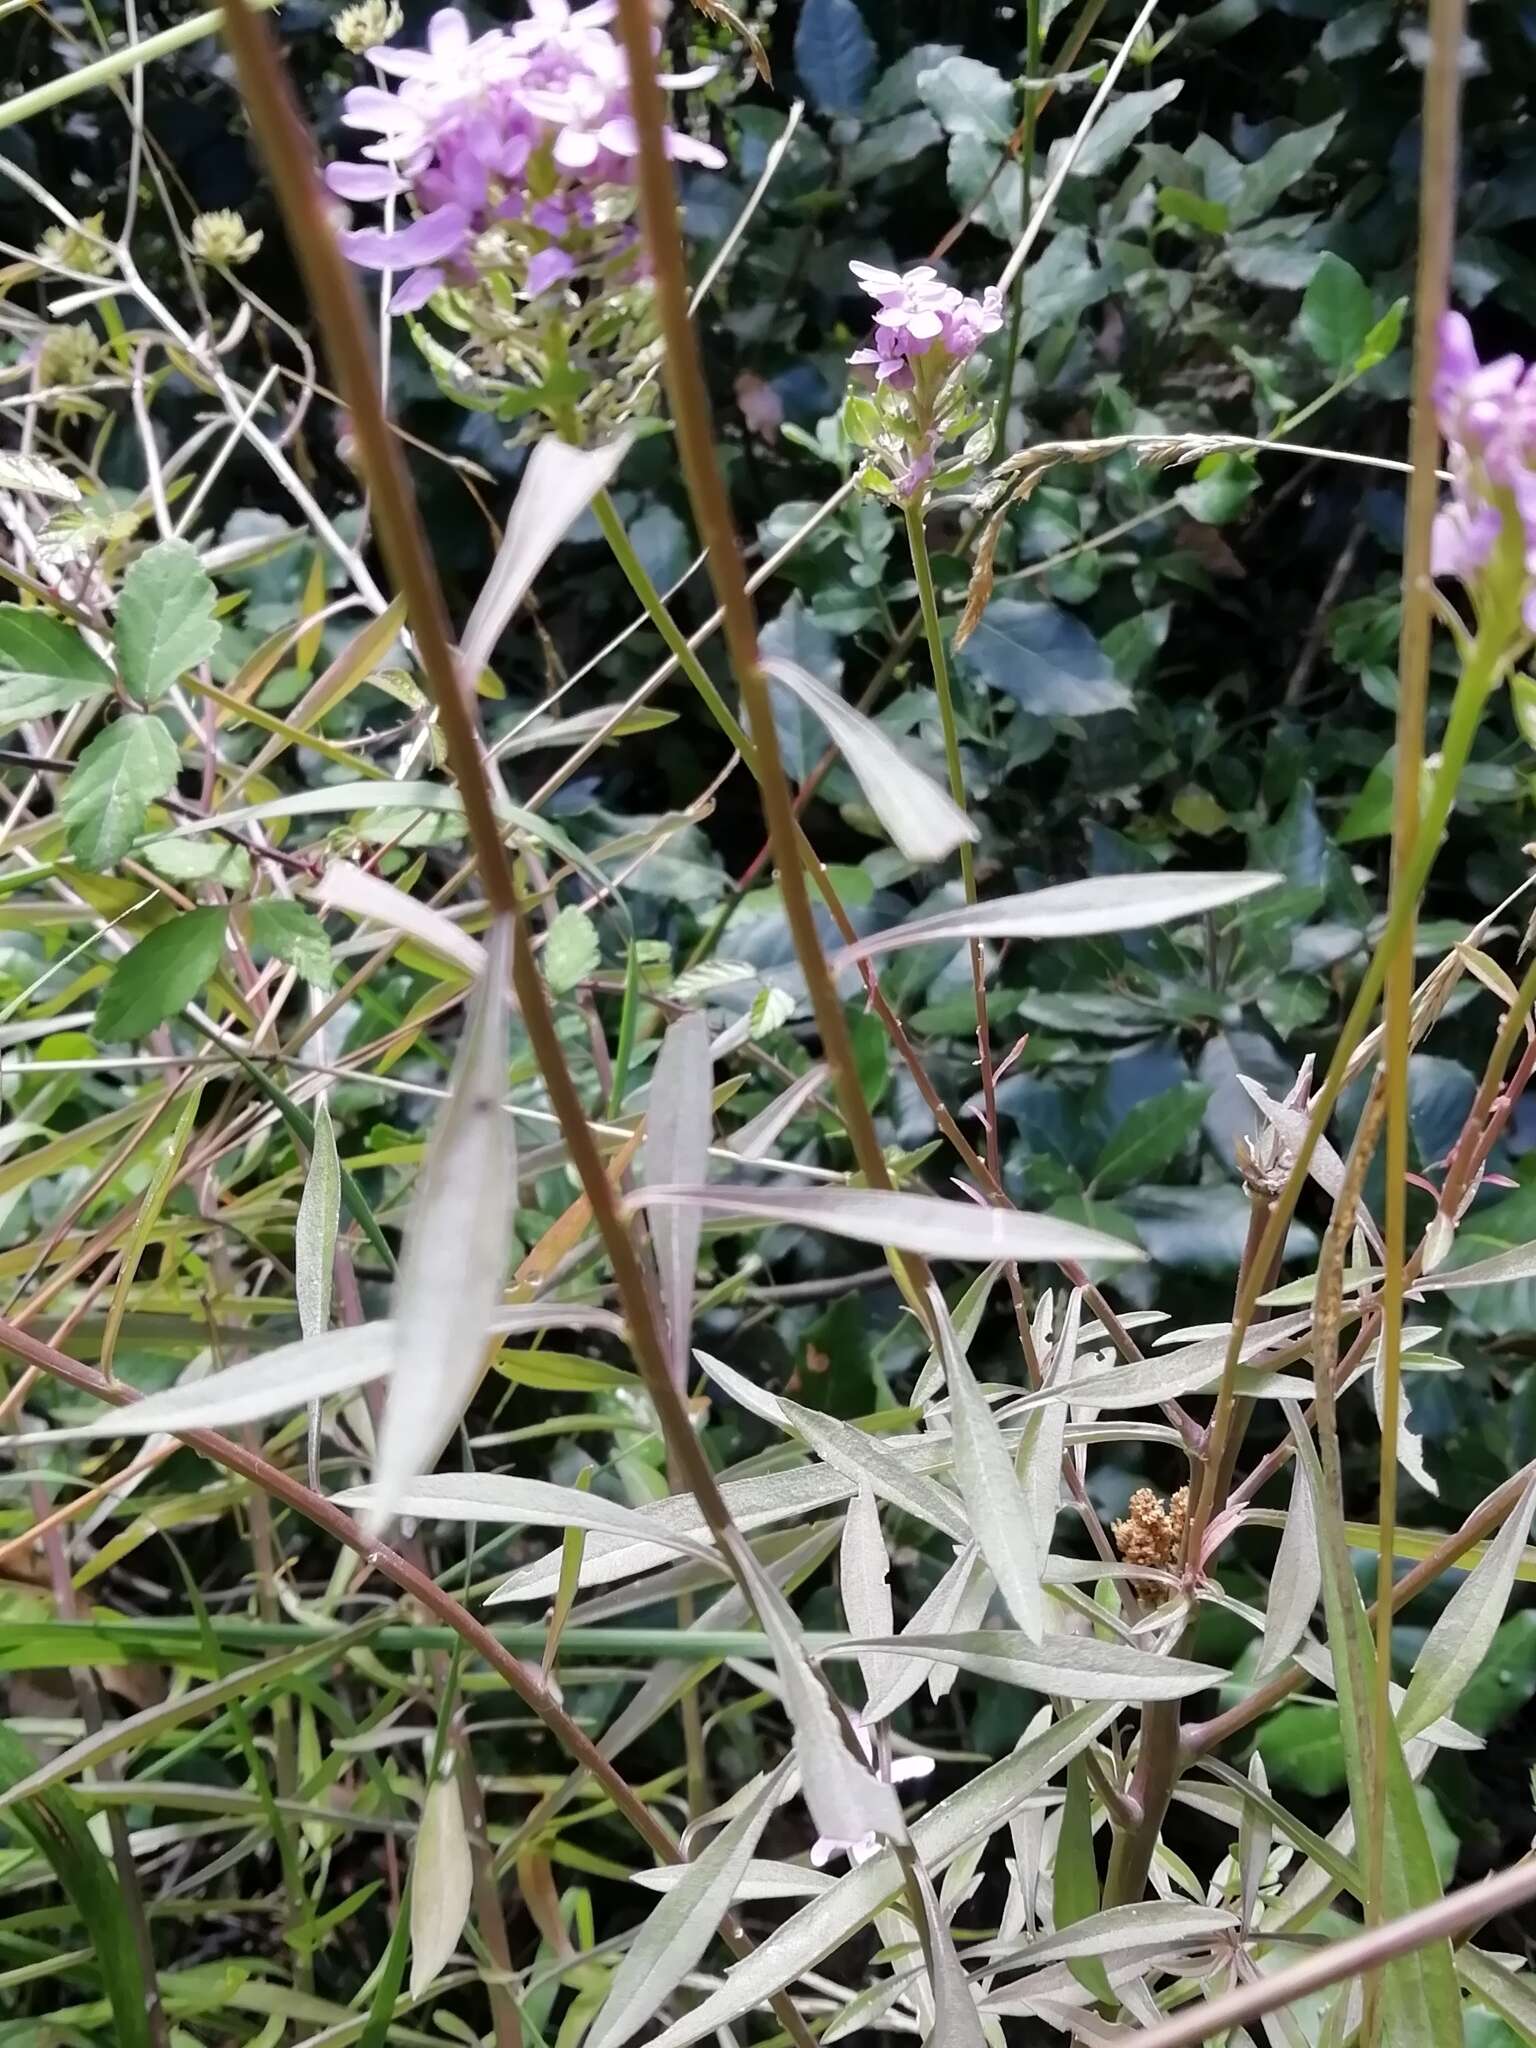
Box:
526, 245, 577, 295
326, 161, 408, 202
388, 266, 446, 313
342, 203, 471, 270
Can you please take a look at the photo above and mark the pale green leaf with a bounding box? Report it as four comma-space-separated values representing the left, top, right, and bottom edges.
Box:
0, 603, 111, 721
114, 539, 221, 704
409, 1775, 473, 1997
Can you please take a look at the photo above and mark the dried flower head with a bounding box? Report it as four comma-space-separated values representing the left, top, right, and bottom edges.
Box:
37, 214, 113, 278
191, 209, 264, 268
334, 0, 404, 52
843, 260, 1002, 502
1113, 1486, 1188, 1574
1431, 312, 1536, 639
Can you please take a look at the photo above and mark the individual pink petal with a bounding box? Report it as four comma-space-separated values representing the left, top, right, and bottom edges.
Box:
342, 203, 471, 269
325, 161, 408, 201
388, 265, 446, 312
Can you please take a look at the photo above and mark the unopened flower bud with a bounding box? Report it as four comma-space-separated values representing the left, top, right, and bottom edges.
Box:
36, 323, 100, 393
334, 0, 403, 52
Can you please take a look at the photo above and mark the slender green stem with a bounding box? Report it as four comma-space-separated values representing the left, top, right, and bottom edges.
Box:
611, 0, 899, 1216
0, 3, 276, 136
1366, 1, 1467, 2017
1188, 617, 1506, 1564
993, 0, 1041, 452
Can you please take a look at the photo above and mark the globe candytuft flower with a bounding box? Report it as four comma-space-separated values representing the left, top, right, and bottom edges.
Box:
1431, 311, 1536, 637
842, 259, 1003, 502
328, 3, 721, 312
326, 3, 724, 439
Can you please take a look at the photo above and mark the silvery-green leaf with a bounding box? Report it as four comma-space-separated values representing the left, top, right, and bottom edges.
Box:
367, 919, 515, 1534
629, 1856, 833, 1903
36, 1322, 395, 1436
841, 1483, 900, 1709
728, 1533, 904, 1850
761, 655, 976, 863
911, 1858, 987, 2048
459, 436, 631, 680
1455, 1945, 1536, 2043
1239, 1751, 1272, 1936
863, 1547, 991, 1724
335, 1471, 721, 1566
486, 1464, 861, 1602
587, 1762, 790, 2048
316, 861, 485, 976
724, 1062, 829, 1160
643, 1012, 712, 1389
1424, 1241, 1536, 1290
832, 1630, 1222, 1701
1253, 1455, 1321, 1680
644, 1701, 1120, 2048
1000, 1314, 1316, 1414
1397, 1470, 1536, 1740
930, 1284, 1044, 1640
410, 1773, 473, 1996
984, 1899, 1236, 1974
633, 1183, 1142, 1267
913, 1264, 1002, 1408
832, 871, 1281, 966
296, 1098, 340, 1343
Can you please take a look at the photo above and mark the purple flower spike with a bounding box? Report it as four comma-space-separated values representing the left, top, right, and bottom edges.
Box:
845, 258, 1004, 499
1431, 311, 1536, 632
327, 2, 722, 314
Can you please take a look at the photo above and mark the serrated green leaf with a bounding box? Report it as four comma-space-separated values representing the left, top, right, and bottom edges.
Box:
1288, 1403, 1463, 2042
543, 905, 600, 994
95, 906, 228, 1040
114, 539, 221, 705
248, 899, 334, 988
60, 713, 179, 868
0, 603, 113, 722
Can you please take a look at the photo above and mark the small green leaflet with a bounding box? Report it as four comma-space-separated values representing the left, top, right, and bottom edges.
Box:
95, 907, 228, 1040
114, 539, 221, 705
247, 900, 334, 987
60, 714, 180, 869
543, 904, 600, 994
1298, 252, 1374, 371
0, 604, 112, 723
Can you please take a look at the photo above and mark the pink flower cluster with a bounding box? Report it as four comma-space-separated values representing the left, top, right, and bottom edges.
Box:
1432, 311, 1536, 632
847, 261, 1004, 392
329, 1, 723, 314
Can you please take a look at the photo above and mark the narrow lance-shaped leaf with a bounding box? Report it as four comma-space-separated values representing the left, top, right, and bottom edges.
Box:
643, 1010, 711, 1390
1054, 1752, 1111, 2000
587, 1762, 791, 2048
315, 861, 486, 976
930, 1283, 1045, 1641
832, 870, 1282, 967
726, 1530, 904, 1852
334, 1471, 721, 1566
644, 1701, 1121, 2048
409, 1772, 473, 1997
297, 1097, 340, 1343
631, 1183, 1143, 1267
761, 654, 977, 863
35, 1321, 397, 1438
1253, 1452, 1322, 1679
1397, 1469, 1536, 1741
459, 436, 631, 681
367, 916, 515, 1535
834, 1630, 1224, 1702
911, 1857, 987, 2048
1286, 1401, 1463, 2041
841, 1482, 900, 1710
